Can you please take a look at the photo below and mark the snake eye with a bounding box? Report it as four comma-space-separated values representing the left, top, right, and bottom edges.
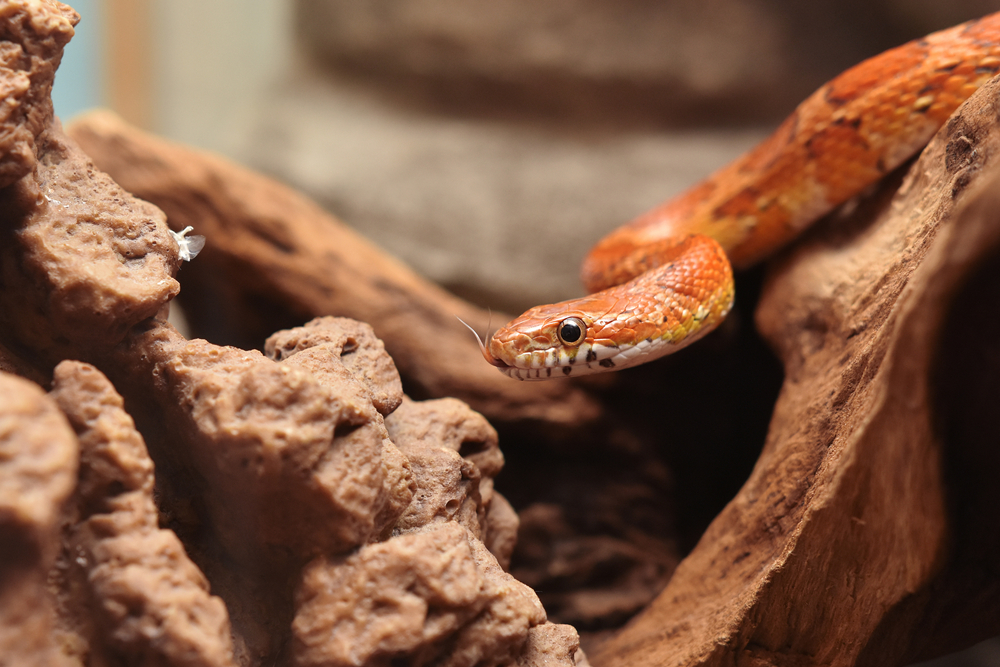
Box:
557, 317, 586, 346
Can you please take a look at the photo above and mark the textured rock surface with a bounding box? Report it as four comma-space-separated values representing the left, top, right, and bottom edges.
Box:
385, 396, 513, 557
0, 371, 77, 667
0, 0, 180, 367
103, 320, 415, 564
0, 1, 581, 664
293, 521, 547, 667
590, 70, 1000, 667
90, 316, 559, 664
49, 360, 237, 667
0, 0, 77, 187
0, 1, 180, 368
266, 316, 405, 416
516, 623, 589, 667
0, 124, 181, 360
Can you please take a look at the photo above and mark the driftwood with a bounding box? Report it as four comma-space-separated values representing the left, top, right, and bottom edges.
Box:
589, 76, 1000, 666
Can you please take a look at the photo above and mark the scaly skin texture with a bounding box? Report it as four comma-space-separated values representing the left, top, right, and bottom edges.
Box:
485, 12, 1000, 380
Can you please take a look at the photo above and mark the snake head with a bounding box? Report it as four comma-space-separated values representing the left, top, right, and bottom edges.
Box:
484, 235, 735, 380
485, 304, 603, 380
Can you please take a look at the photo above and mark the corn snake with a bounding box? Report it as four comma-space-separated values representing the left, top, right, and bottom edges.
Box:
481, 12, 1000, 380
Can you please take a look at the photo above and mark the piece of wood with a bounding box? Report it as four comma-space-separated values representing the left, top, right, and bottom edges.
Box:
590, 74, 1000, 667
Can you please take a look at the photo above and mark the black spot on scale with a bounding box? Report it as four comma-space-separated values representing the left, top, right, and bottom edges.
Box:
599, 359, 616, 368
562, 366, 573, 376
586, 349, 597, 362
823, 84, 851, 107
831, 115, 862, 129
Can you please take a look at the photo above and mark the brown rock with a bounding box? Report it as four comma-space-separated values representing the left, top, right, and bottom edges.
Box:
0, 0, 77, 188
391, 434, 485, 537
0, 121, 181, 363
482, 490, 519, 572
293, 521, 547, 667
0, 3, 566, 666
65, 109, 600, 428
0, 370, 77, 667
385, 396, 504, 484
589, 72, 1000, 667
514, 623, 586, 667
385, 395, 520, 566
265, 316, 404, 417
0, 1, 181, 374
102, 320, 413, 562
86, 319, 420, 660
49, 360, 236, 667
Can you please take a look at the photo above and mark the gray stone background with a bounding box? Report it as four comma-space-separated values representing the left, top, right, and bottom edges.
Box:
232, 0, 999, 317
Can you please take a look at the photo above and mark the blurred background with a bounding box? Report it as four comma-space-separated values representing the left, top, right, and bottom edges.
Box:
57, 0, 1000, 317
53, 2, 1000, 665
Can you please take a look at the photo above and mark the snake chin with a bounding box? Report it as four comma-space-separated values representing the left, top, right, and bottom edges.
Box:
490, 338, 671, 380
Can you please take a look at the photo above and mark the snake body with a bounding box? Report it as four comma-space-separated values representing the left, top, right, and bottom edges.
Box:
484, 12, 1000, 380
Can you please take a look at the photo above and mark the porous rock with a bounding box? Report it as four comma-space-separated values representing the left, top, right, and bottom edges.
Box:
0, 1, 580, 665
49, 360, 236, 667
0, 121, 182, 362
0, 0, 181, 368
0, 370, 77, 667
92, 315, 569, 664
481, 490, 520, 573
389, 432, 485, 538
265, 315, 404, 417
0, 0, 77, 187
101, 320, 414, 563
293, 521, 546, 667
268, 318, 520, 568
385, 395, 519, 565
515, 623, 588, 667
